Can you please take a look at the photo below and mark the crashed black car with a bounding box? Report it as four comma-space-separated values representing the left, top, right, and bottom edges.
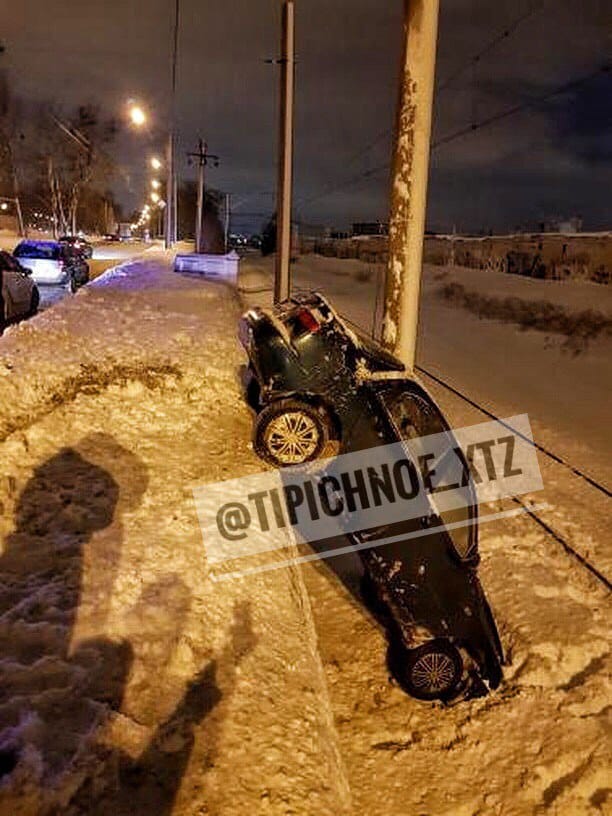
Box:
239, 292, 504, 702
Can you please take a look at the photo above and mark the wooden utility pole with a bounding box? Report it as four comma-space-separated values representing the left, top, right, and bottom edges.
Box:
382, 0, 440, 369
187, 140, 220, 254
274, 0, 296, 303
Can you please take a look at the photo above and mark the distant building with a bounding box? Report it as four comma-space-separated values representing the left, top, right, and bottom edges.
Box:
351, 221, 389, 237
539, 216, 583, 234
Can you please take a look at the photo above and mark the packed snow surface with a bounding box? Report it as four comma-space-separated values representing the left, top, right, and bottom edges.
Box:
240, 253, 611, 816
0, 256, 348, 815
0, 250, 609, 815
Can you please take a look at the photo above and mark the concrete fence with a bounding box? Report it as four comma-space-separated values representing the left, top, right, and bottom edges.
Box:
301, 233, 612, 284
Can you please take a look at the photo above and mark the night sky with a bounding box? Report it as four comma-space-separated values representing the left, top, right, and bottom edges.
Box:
3, 0, 611, 232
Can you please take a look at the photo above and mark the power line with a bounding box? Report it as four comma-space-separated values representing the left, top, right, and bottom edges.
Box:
304, 1, 551, 205
299, 161, 390, 207
302, 63, 610, 207
437, 0, 548, 93
432, 63, 609, 149
342, 127, 392, 170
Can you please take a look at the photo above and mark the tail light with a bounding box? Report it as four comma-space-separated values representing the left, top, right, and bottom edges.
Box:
295, 308, 321, 334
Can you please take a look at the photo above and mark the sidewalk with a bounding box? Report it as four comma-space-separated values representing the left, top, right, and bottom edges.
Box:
0, 255, 350, 815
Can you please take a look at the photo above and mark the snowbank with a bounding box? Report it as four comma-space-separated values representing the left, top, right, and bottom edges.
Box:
0, 256, 349, 815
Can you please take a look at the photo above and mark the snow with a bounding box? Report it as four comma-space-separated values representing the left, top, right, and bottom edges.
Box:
239, 252, 611, 816
0, 255, 349, 815
0, 247, 609, 815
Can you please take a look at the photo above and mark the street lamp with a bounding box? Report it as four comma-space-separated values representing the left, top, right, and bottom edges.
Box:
151, 179, 161, 190
151, 157, 162, 171
151, 192, 160, 203
128, 103, 147, 128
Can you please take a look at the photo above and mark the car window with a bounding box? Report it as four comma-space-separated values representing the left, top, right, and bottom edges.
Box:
14, 243, 60, 261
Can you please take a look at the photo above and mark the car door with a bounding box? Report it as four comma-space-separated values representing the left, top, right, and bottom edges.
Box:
0, 252, 32, 318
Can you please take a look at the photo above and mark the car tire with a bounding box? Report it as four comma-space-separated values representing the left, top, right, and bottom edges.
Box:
253, 399, 331, 467
28, 287, 40, 317
244, 364, 262, 412
392, 639, 463, 701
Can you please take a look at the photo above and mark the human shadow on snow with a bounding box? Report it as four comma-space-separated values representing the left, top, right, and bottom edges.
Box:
0, 434, 255, 815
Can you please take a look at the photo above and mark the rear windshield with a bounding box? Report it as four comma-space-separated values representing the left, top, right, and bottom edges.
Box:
14, 243, 60, 260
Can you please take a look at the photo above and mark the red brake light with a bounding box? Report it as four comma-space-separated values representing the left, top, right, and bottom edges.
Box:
295, 308, 321, 334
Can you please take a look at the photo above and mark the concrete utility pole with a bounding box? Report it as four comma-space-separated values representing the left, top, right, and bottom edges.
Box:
165, 133, 174, 248
194, 139, 205, 253
274, 0, 296, 303
165, 0, 180, 248
224, 192, 231, 252
187, 139, 220, 254
382, 0, 440, 369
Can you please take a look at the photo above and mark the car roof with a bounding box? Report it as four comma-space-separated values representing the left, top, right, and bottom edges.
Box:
16, 240, 60, 248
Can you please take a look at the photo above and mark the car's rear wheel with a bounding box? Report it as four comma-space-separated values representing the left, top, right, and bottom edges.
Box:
253, 399, 330, 466
395, 639, 463, 701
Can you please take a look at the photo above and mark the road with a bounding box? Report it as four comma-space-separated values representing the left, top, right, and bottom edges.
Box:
0, 233, 155, 310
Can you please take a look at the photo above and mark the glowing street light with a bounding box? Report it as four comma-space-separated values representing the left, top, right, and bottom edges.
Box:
0, 202, 8, 211
128, 103, 147, 128
150, 192, 160, 203
151, 179, 161, 190
150, 157, 162, 171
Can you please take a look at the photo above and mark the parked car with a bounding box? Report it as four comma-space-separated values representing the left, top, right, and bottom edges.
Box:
0, 250, 39, 331
58, 234, 93, 259
239, 291, 504, 702
13, 241, 89, 292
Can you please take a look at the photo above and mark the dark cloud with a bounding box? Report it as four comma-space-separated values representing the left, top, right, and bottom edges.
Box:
2, 0, 611, 232
546, 69, 612, 164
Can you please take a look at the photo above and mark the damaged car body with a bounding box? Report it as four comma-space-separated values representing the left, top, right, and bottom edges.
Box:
239, 291, 504, 702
